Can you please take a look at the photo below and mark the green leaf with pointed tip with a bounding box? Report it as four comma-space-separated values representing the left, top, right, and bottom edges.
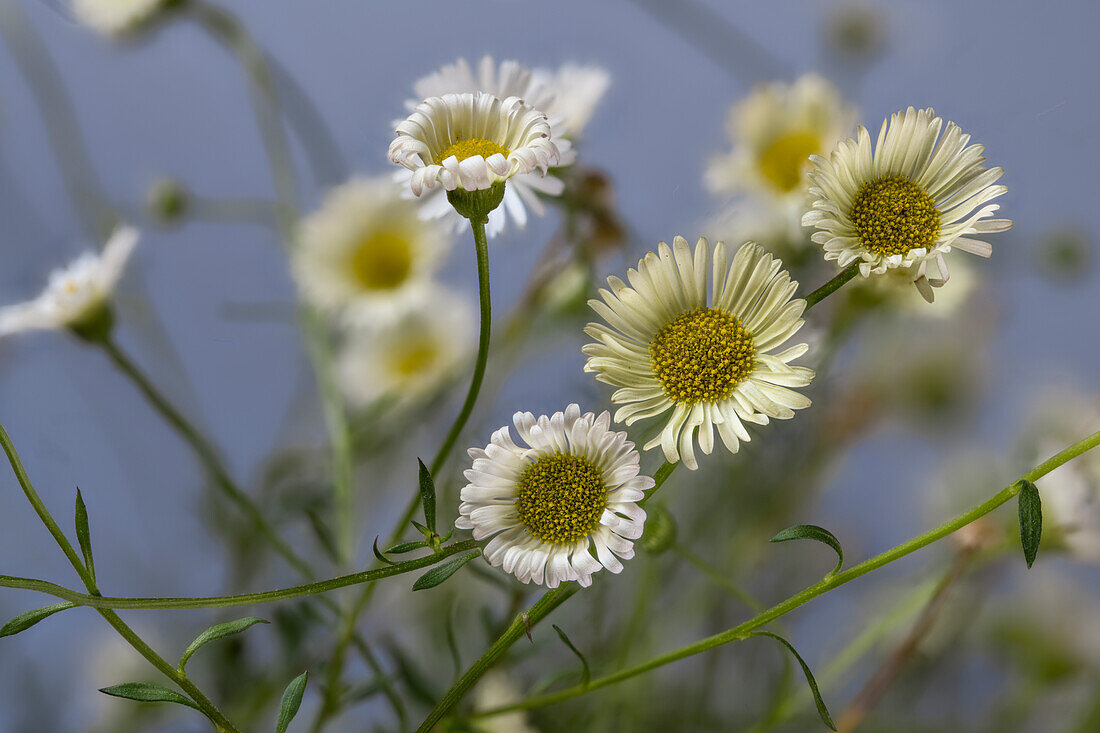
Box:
0, 602, 76, 638
770, 524, 844, 576
1018, 480, 1043, 568
553, 624, 590, 688
99, 682, 200, 711
75, 489, 95, 584
412, 551, 480, 591
751, 631, 836, 730
418, 458, 437, 535
372, 537, 396, 566
386, 541, 428, 555
275, 671, 308, 733
179, 617, 268, 672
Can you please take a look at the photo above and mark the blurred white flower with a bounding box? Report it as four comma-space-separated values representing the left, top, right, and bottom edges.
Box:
583, 238, 813, 470
859, 257, 978, 317
706, 75, 856, 232
72, 0, 166, 37
456, 404, 650, 588
702, 198, 808, 262
473, 672, 540, 733
0, 226, 138, 338
401, 56, 610, 237
389, 93, 559, 201
335, 289, 474, 409
803, 107, 1012, 302
292, 177, 451, 320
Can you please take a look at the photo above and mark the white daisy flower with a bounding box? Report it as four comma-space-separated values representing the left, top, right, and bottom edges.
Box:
583, 237, 813, 470
706, 74, 856, 221
802, 106, 1013, 302
456, 404, 651, 588
388, 92, 559, 200
291, 177, 451, 320
335, 289, 474, 410
400, 56, 610, 237
72, 0, 166, 37
0, 225, 138, 338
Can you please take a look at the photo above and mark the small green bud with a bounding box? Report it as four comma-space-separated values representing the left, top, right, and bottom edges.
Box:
447, 182, 505, 223
146, 178, 190, 226
638, 503, 677, 555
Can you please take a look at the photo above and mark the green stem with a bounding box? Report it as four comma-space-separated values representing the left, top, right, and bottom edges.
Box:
97, 337, 316, 579
416, 584, 580, 733
0, 422, 239, 732
475, 429, 1100, 717
803, 263, 860, 310
639, 460, 677, 507
0, 540, 482, 611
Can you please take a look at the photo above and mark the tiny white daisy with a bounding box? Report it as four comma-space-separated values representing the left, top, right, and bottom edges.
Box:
583, 237, 813, 470
0, 225, 138, 338
706, 74, 856, 220
456, 404, 651, 588
399, 57, 609, 237
291, 177, 451, 320
335, 289, 475, 410
388, 92, 559, 199
72, 0, 166, 37
802, 106, 1013, 302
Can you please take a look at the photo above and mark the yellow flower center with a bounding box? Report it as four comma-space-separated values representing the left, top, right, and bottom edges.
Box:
516, 453, 607, 545
350, 229, 413, 291
758, 130, 820, 192
649, 307, 756, 405
849, 175, 941, 257
437, 137, 510, 164
390, 340, 439, 378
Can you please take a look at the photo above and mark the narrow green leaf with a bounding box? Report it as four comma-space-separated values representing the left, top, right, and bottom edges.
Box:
179, 617, 268, 671
412, 551, 480, 591
99, 682, 200, 711
386, 540, 428, 555
0, 602, 76, 638
75, 489, 95, 584
552, 624, 591, 689
752, 631, 836, 730
418, 458, 437, 535
275, 671, 308, 733
770, 524, 844, 576
372, 537, 396, 566
1018, 480, 1043, 568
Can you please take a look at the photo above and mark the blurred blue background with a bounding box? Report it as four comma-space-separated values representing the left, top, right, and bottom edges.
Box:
1, 0, 1098, 730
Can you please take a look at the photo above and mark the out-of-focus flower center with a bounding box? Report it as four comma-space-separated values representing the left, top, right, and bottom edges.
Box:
437, 138, 510, 164
516, 453, 606, 545
650, 307, 756, 404
350, 229, 412, 291
758, 130, 820, 192
850, 175, 941, 256
390, 339, 439, 378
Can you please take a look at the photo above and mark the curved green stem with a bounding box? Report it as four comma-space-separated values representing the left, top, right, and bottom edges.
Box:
804, 263, 860, 310
0, 540, 482, 611
475, 429, 1100, 718
0, 422, 239, 732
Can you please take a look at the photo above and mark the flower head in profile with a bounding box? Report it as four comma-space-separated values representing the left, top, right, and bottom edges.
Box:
0, 225, 138, 340
389, 92, 559, 202
335, 289, 474, 410
401, 56, 609, 236
706, 75, 856, 215
72, 0, 167, 37
291, 177, 451, 320
583, 238, 813, 470
456, 404, 651, 588
802, 107, 1012, 302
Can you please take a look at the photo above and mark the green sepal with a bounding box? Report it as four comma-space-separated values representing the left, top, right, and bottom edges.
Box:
447, 182, 505, 222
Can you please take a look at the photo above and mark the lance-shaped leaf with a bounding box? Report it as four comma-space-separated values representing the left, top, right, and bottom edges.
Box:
751, 631, 836, 730
179, 617, 269, 672
1018, 480, 1043, 569
99, 682, 200, 711
75, 489, 95, 584
412, 551, 480, 591
0, 602, 76, 638
372, 537, 397, 566
275, 671, 308, 733
418, 458, 437, 535
386, 540, 429, 555
553, 624, 591, 689
770, 524, 844, 576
